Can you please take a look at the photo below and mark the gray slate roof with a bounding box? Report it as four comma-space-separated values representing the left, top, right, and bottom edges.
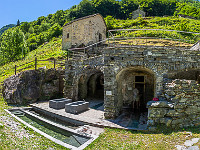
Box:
63, 13, 105, 27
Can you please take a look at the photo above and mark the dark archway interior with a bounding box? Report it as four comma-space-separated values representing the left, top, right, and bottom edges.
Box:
78, 72, 104, 102
87, 73, 104, 99
114, 67, 154, 128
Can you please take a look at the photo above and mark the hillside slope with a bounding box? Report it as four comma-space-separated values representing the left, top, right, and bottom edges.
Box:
0, 24, 15, 35
0, 38, 65, 82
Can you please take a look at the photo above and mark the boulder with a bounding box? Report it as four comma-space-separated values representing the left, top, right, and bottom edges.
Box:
2, 68, 64, 104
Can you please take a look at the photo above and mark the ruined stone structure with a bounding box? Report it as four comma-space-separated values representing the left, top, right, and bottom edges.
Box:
132, 7, 146, 19
62, 14, 106, 50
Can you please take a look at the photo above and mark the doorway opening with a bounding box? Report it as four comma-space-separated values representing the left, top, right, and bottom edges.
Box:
78, 72, 104, 111
115, 67, 155, 129
87, 73, 104, 100
99, 33, 102, 42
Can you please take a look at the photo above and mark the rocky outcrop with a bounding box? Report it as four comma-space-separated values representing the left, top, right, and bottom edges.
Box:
147, 79, 200, 130
2, 68, 64, 104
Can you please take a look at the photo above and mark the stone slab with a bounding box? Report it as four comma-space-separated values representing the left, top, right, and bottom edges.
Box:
30, 101, 147, 130
65, 101, 89, 114
49, 98, 72, 109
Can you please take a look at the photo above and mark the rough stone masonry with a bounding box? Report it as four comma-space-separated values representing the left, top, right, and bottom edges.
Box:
147, 79, 200, 130
64, 44, 200, 130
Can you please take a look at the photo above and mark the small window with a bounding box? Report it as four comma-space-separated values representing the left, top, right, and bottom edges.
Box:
110, 57, 114, 61
99, 33, 102, 42
67, 33, 69, 38
135, 76, 144, 82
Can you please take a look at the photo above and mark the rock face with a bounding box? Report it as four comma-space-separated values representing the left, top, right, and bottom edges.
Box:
2, 68, 64, 104
147, 79, 200, 130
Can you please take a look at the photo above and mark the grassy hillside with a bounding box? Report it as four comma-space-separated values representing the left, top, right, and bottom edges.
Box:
107, 16, 200, 32
0, 37, 66, 82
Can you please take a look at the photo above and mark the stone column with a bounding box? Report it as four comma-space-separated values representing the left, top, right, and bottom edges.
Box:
64, 60, 77, 100
104, 65, 116, 119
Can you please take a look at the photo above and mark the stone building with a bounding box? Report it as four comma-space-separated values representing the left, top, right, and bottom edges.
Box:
132, 7, 146, 19
61, 14, 200, 130
63, 31, 200, 130
62, 14, 107, 50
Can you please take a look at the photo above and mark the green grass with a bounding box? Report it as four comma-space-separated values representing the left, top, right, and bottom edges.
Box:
85, 127, 200, 150
108, 16, 200, 45
0, 37, 67, 82
0, 17, 200, 149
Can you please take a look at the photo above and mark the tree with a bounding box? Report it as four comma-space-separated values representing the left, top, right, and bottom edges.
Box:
20, 22, 30, 33
174, 2, 200, 19
120, 0, 138, 19
17, 19, 20, 26
1, 27, 27, 62
69, 0, 96, 19
48, 23, 62, 38
27, 33, 37, 51
93, 0, 121, 18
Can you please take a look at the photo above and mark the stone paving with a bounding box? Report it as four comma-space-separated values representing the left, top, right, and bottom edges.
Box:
30, 101, 148, 130
30, 101, 123, 129
175, 135, 200, 150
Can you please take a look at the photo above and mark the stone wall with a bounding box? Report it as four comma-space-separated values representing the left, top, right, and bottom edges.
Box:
64, 45, 200, 119
64, 56, 104, 101
147, 79, 200, 130
3, 68, 64, 104
103, 46, 200, 118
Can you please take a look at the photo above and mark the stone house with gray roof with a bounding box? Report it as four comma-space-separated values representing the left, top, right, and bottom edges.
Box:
62, 14, 107, 50
132, 7, 146, 19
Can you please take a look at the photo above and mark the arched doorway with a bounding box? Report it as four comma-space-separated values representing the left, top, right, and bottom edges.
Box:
78, 71, 104, 110
116, 67, 155, 113
115, 66, 155, 128
87, 73, 104, 100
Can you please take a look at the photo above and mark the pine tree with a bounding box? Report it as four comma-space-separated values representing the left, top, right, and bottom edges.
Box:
16, 19, 20, 26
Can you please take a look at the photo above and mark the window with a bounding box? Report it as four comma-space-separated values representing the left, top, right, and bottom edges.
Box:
99, 33, 102, 42
135, 76, 144, 82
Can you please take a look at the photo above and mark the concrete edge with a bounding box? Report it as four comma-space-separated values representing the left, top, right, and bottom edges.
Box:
5, 108, 99, 150
30, 104, 149, 131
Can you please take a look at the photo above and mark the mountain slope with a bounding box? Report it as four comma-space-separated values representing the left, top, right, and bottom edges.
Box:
0, 24, 16, 35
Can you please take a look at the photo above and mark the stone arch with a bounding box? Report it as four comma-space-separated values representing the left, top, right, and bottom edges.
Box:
87, 72, 104, 99
116, 66, 156, 114
78, 69, 104, 100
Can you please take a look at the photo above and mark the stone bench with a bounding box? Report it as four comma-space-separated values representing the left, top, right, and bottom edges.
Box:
65, 101, 89, 114
49, 98, 72, 109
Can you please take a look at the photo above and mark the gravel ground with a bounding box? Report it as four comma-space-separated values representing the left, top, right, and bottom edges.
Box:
0, 115, 35, 139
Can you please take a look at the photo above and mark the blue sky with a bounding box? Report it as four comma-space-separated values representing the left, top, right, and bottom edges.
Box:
0, 0, 82, 28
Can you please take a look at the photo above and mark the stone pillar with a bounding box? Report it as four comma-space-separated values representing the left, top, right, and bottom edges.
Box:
147, 101, 173, 131
64, 60, 77, 100
104, 65, 116, 119
155, 75, 164, 97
